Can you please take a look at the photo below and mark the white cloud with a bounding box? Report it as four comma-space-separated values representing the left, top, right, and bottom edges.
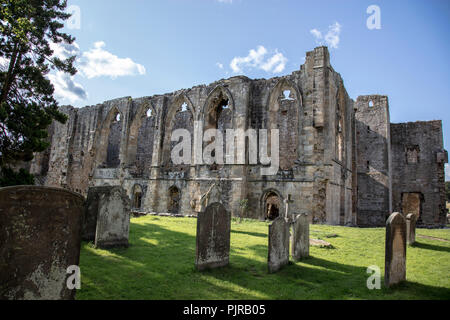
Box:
47, 40, 145, 104
50, 41, 80, 60
79, 41, 146, 79
216, 62, 224, 69
230, 45, 287, 74
216, 0, 233, 3
310, 22, 342, 49
48, 71, 87, 103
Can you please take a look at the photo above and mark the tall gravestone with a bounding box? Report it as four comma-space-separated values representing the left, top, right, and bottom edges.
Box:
406, 213, 417, 245
82, 187, 104, 241
385, 212, 407, 287
195, 202, 231, 271
291, 213, 309, 260
268, 217, 290, 273
0, 186, 84, 300
86, 186, 131, 249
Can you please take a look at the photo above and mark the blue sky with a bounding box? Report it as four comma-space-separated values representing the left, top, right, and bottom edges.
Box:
56, 0, 450, 178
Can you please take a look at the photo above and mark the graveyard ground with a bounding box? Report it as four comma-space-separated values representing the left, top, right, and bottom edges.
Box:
77, 216, 450, 300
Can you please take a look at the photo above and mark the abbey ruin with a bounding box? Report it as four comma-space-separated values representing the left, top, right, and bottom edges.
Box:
27, 46, 448, 227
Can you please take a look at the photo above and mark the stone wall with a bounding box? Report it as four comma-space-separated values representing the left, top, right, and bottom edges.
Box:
355, 95, 392, 227
27, 46, 447, 227
391, 120, 448, 227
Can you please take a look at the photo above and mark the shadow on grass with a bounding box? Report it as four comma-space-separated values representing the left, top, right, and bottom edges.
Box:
410, 241, 450, 253
231, 229, 267, 238
78, 219, 450, 300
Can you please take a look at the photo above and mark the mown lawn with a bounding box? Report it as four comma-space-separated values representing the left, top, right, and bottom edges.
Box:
77, 216, 450, 300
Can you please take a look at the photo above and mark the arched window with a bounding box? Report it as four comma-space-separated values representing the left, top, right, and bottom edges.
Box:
163, 98, 194, 173
268, 81, 299, 171
263, 191, 281, 220
168, 186, 181, 214
135, 107, 156, 175
106, 110, 123, 168
132, 184, 143, 209
204, 88, 233, 170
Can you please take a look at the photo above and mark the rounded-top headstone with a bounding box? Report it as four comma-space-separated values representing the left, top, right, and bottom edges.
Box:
0, 186, 85, 300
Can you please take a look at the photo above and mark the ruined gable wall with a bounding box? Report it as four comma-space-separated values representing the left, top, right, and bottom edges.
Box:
355, 95, 392, 227
391, 120, 448, 226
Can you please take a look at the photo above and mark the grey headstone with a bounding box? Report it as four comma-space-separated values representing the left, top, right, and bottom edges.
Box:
268, 217, 290, 273
0, 186, 84, 300
90, 186, 131, 249
406, 213, 417, 245
291, 213, 309, 260
385, 212, 407, 287
195, 202, 231, 271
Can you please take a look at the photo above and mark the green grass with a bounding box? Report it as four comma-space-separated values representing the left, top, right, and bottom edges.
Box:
76, 216, 450, 300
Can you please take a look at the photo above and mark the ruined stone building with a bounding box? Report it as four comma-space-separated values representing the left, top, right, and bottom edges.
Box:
27, 46, 448, 227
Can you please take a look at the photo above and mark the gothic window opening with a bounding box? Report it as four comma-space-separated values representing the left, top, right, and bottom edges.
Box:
269, 83, 299, 171
406, 145, 420, 164
106, 110, 123, 168
135, 107, 156, 175
132, 184, 143, 209
264, 191, 281, 220
168, 186, 181, 214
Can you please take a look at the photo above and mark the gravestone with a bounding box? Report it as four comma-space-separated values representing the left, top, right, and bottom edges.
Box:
385, 212, 407, 287
268, 217, 290, 273
88, 186, 131, 249
82, 187, 104, 241
0, 186, 84, 300
195, 202, 231, 271
406, 213, 417, 245
291, 213, 309, 260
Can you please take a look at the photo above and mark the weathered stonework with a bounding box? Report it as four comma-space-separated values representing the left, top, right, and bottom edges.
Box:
26, 46, 447, 227
385, 212, 407, 287
88, 186, 131, 249
391, 121, 448, 227
195, 202, 231, 271
268, 217, 290, 273
0, 186, 84, 300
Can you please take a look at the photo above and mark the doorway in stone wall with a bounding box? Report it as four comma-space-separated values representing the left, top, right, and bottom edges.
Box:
132, 184, 143, 210
402, 192, 423, 221
168, 186, 181, 214
264, 191, 281, 220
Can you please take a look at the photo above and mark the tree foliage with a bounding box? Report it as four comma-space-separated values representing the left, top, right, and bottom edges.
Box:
0, 0, 76, 186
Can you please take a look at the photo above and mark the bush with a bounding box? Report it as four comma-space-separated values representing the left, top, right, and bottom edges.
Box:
0, 167, 35, 187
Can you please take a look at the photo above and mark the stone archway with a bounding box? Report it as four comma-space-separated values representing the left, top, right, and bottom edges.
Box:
168, 186, 181, 214
263, 190, 282, 220
267, 79, 301, 171
132, 184, 143, 209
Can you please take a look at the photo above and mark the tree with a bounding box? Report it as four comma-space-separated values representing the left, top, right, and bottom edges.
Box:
0, 0, 76, 186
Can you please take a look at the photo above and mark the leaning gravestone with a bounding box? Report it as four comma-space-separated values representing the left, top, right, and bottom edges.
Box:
385, 212, 407, 287
291, 213, 309, 261
195, 202, 231, 271
0, 186, 84, 300
268, 217, 290, 273
87, 186, 131, 249
406, 213, 417, 245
